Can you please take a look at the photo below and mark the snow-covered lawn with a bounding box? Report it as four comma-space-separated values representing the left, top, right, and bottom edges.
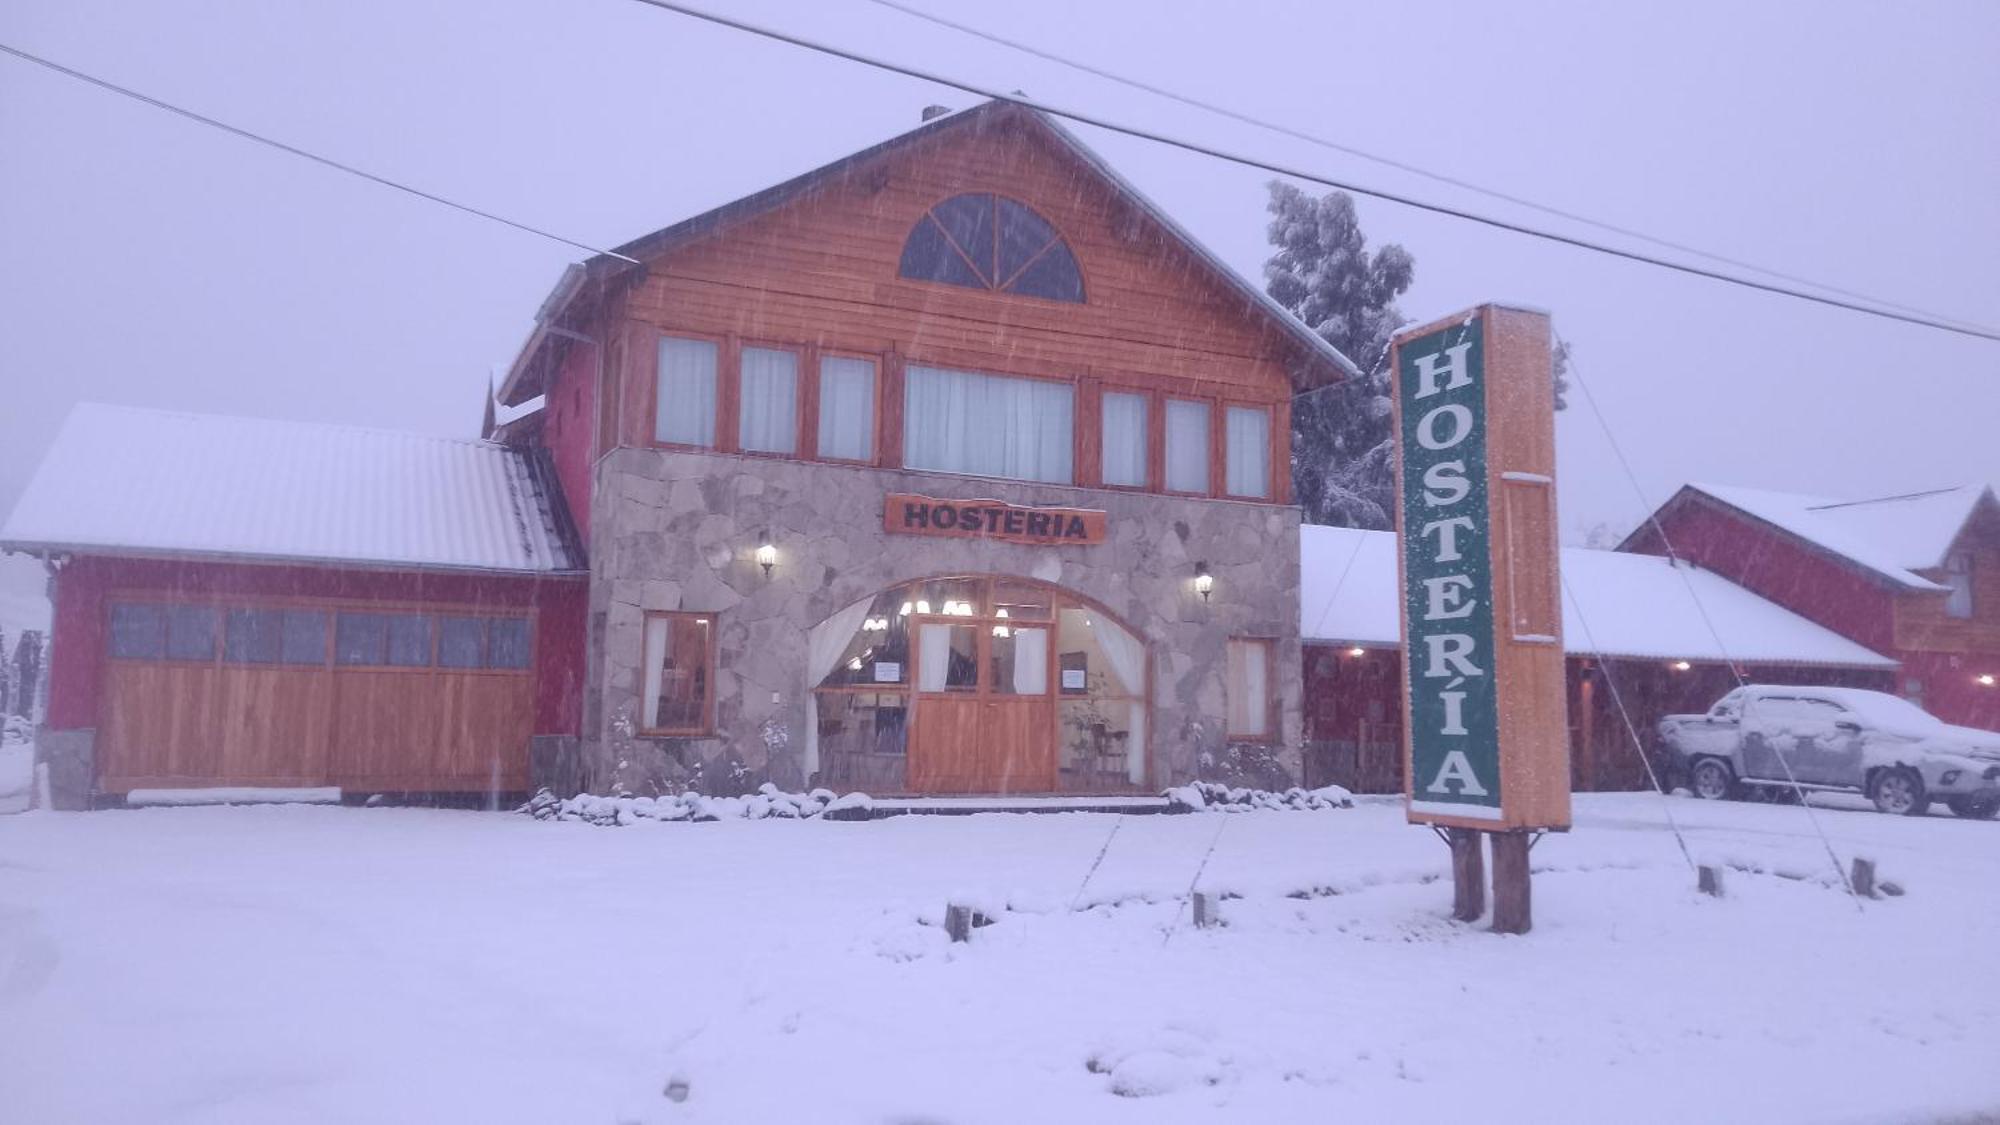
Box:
1, 795, 1996, 1124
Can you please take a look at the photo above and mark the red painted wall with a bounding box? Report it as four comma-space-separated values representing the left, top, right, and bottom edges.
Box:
47, 555, 586, 735
540, 338, 598, 541
1625, 502, 1899, 654
1902, 650, 2000, 732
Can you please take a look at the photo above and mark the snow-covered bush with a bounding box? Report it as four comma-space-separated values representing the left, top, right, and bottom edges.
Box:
520, 783, 873, 826
1163, 781, 1354, 813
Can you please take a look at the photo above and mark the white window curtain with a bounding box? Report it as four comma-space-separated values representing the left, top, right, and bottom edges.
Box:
657, 337, 718, 448
739, 347, 798, 454
802, 596, 877, 782
1944, 554, 1973, 619
1092, 616, 1149, 784
640, 616, 672, 728
1101, 392, 1147, 487
918, 623, 955, 691
1164, 399, 1210, 493
817, 356, 875, 461
904, 364, 1074, 484
1226, 406, 1271, 498
1226, 640, 1270, 738
1011, 628, 1048, 694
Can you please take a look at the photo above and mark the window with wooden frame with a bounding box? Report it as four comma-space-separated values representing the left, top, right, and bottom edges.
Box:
1225, 638, 1275, 741
738, 345, 800, 455
897, 194, 1085, 303
1224, 404, 1272, 499
816, 353, 877, 463
1942, 552, 1974, 619
1163, 398, 1211, 494
641, 611, 715, 735
655, 335, 720, 449
1099, 389, 1149, 489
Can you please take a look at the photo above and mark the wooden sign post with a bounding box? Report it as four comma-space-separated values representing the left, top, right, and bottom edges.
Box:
1389, 304, 1571, 934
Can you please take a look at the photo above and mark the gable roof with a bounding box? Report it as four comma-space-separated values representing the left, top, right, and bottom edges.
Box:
1301, 525, 1895, 670
0, 404, 584, 575
1631, 482, 1998, 591
499, 99, 1358, 406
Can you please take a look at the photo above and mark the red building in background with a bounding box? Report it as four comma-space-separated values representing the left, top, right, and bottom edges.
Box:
1622, 482, 2000, 732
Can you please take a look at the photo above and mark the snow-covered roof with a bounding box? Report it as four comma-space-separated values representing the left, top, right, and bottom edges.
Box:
501, 99, 1358, 406
0, 404, 583, 575
1300, 525, 1896, 669
1666, 483, 1997, 591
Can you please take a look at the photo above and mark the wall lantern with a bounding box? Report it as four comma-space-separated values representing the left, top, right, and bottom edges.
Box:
755, 532, 777, 579
1194, 561, 1213, 602
1671, 660, 1692, 672
1348, 646, 1366, 658
1979, 673, 1996, 687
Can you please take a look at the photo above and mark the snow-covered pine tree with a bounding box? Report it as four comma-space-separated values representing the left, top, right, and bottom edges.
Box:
1263, 182, 1415, 529
1263, 182, 1570, 528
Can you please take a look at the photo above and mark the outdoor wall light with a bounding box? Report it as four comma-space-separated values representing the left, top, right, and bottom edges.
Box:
1979, 673, 1996, 687
1672, 660, 1692, 672
1348, 646, 1366, 658
1194, 562, 1213, 602
755, 533, 776, 579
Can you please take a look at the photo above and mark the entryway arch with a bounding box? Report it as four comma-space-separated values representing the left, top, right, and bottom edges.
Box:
805, 575, 1149, 795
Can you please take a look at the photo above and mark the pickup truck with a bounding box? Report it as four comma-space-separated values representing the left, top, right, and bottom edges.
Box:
1659, 685, 2000, 818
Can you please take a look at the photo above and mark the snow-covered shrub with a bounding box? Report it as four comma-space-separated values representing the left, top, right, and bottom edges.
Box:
1163, 781, 1354, 813
520, 783, 869, 826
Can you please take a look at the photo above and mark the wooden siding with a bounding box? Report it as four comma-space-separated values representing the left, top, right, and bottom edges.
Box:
1893, 523, 2000, 655
605, 116, 1297, 495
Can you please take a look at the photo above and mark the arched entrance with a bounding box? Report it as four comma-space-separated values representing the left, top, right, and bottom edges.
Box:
806, 576, 1148, 795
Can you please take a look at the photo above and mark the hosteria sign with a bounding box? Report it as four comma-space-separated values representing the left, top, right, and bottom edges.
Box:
1392, 305, 1570, 832
884, 494, 1108, 546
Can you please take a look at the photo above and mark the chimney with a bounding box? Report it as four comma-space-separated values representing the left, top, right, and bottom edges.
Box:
921, 104, 952, 122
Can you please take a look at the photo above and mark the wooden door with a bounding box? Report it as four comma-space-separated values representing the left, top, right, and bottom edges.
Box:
906, 610, 1057, 794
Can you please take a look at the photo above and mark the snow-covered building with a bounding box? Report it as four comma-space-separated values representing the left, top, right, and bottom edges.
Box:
1622, 483, 2000, 733
1299, 525, 1899, 791
0, 405, 587, 807
3, 100, 1349, 805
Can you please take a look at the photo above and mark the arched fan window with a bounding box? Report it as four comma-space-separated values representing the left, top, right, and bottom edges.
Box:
898, 194, 1085, 303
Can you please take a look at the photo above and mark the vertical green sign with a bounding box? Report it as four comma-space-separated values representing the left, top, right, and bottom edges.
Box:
1398, 319, 1502, 820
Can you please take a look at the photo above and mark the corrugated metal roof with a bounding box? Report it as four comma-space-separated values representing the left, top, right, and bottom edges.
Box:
0, 404, 583, 574
1300, 525, 1896, 669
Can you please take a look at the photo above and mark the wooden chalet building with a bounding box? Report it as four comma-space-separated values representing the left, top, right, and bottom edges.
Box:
3, 101, 1353, 805
1622, 483, 2000, 732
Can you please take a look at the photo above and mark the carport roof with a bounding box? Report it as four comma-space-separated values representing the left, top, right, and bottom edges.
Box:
0, 404, 584, 575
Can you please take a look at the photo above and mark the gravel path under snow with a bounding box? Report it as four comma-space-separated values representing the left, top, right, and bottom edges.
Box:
1, 794, 1996, 1123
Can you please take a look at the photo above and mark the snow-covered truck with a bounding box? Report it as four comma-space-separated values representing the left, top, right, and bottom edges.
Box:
1661, 685, 2000, 819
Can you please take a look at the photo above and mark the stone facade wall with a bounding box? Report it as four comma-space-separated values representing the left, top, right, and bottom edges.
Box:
580, 448, 1303, 797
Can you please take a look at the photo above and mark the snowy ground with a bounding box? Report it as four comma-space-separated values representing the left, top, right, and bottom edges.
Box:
1, 794, 1996, 1124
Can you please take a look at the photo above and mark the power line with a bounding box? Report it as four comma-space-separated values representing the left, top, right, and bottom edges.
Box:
0, 41, 640, 265
866, 0, 1983, 333
623, 0, 2000, 345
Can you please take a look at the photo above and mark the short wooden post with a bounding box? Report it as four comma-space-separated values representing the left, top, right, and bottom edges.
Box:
1490, 832, 1532, 934
1448, 828, 1485, 922
1697, 865, 1725, 898
1850, 858, 1877, 899
945, 903, 976, 942
1192, 891, 1218, 929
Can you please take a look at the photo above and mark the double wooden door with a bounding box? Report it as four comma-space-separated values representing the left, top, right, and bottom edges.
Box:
906, 613, 1055, 794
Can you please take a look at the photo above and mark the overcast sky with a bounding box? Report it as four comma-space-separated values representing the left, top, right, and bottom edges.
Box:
2, 0, 1995, 614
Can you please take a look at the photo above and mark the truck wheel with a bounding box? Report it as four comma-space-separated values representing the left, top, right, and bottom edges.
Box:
1690, 759, 1737, 801
1946, 796, 1999, 820
1870, 767, 1930, 817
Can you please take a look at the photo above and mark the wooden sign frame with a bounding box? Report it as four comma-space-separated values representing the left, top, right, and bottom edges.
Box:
1389, 304, 1571, 835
